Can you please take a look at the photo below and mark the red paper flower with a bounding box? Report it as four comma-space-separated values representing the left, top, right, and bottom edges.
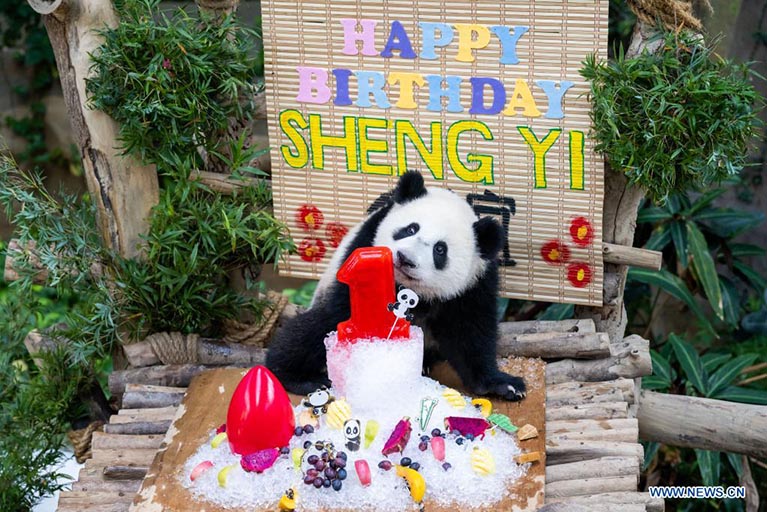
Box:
540, 240, 571, 265
298, 238, 326, 262
325, 222, 349, 248
296, 204, 324, 231
567, 262, 593, 288
569, 217, 594, 247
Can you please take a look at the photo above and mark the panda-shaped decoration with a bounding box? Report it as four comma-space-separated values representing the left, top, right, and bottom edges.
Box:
267, 171, 526, 401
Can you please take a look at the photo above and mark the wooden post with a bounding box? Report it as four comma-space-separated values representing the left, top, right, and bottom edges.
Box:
27, 0, 159, 260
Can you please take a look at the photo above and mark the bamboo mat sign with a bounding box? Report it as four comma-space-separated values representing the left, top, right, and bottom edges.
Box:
261, 1, 607, 306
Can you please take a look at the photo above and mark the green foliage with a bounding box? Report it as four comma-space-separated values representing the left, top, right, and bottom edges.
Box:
581, 31, 762, 204
631, 190, 765, 331
86, 0, 260, 175
0, 1, 61, 165
117, 179, 293, 337
282, 281, 318, 309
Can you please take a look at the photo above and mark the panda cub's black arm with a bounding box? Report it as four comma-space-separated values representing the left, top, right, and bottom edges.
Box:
427, 274, 526, 402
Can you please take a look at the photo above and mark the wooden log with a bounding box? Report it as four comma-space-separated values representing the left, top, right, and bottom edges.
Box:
540, 503, 646, 512
547, 379, 636, 406
103, 420, 172, 435
58, 500, 129, 512
500, 319, 596, 336
546, 402, 629, 421
546, 475, 638, 498
498, 331, 610, 359
71, 478, 141, 494
57, 490, 135, 505
638, 390, 767, 458
547, 418, 639, 434
122, 337, 267, 368
91, 448, 158, 467
545, 456, 639, 484
103, 465, 148, 480
27, 0, 159, 259
547, 428, 638, 444
91, 432, 164, 451
121, 384, 186, 409
545, 441, 644, 466
602, 243, 661, 270
108, 365, 212, 395
111, 406, 178, 423
546, 491, 664, 512
546, 335, 652, 385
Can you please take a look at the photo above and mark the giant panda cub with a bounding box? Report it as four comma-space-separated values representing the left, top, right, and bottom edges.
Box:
266, 171, 526, 401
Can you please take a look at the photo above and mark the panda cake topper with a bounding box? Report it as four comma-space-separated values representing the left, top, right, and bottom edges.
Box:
386, 287, 419, 340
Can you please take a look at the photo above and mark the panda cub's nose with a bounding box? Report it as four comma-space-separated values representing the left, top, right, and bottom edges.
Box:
397, 250, 417, 268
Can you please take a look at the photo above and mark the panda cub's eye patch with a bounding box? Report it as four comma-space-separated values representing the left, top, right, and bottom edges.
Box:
393, 222, 420, 240
433, 241, 448, 269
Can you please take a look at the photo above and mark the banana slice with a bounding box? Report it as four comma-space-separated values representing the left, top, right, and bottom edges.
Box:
326, 399, 352, 429
471, 398, 493, 418
396, 465, 426, 503
471, 447, 496, 476
217, 464, 237, 487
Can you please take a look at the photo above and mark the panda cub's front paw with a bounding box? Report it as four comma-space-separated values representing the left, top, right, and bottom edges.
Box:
478, 372, 527, 402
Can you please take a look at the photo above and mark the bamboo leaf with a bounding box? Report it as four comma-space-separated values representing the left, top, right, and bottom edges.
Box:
694, 449, 720, 486
670, 221, 689, 268
650, 349, 673, 386
669, 334, 708, 395
706, 354, 758, 397
714, 386, 767, 405
701, 352, 731, 373
687, 222, 724, 320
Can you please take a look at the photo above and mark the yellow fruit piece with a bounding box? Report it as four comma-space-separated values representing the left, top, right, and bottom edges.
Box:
210, 432, 228, 449
364, 420, 379, 448
442, 388, 466, 409
517, 424, 539, 441
297, 410, 319, 428
326, 399, 352, 429
278, 488, 298, 511
471, 447, 496, 476
471, 398, 493, 418
217, 464, 236, 487
291, 448, 305, 471
396, 465, 426, 503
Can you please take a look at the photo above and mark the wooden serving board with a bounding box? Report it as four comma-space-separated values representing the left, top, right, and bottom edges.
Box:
132, 359, 545, 511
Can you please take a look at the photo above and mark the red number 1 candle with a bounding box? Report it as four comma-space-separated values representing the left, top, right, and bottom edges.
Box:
336, 247, 409, 342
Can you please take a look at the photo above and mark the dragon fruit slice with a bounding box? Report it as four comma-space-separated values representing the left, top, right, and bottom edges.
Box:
444, 416, 491, 439
382, 417, 412, 456
240, 448, 280, 473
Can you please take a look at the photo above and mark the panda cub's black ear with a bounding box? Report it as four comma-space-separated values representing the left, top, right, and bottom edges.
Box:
393, 171, 427, 204
474, 217, 504, 260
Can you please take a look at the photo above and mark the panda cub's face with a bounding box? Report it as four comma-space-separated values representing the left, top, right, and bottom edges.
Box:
374, 188, 488, 301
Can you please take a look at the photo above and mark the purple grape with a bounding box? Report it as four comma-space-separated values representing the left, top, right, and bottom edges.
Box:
378, 460, 392, 471
304, 474, 314, 485
418, 441, 428, 451
431, 428, 441, 437
280, 446, 290, 455
420, 435, 430, 443
337, 451, 348, 461
456, 437, 464, 445
337, 468, 347, 480
332, 479, 343, 491
303, 440, 312, 449
315, 460, 326, 471
334, 457, 346, 469
307, 455, 319, 465
442, 462, 452, 471
323, 478, 331, 488
306, 468, 319, 478
466, 433, 475, 441
400, 457, 412, 467
303, 425, 315, 434
294, 426, 303, 437
321, 452, 330, 462
324, 467, 337, 479
410, 462, 420, 471
313, 477, 324, 488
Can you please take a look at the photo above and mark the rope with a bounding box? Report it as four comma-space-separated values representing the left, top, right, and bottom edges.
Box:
223, 290, 289, 346
146, 332, 199, 365
67, 421, 104, 464
626, 0, 712, 31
